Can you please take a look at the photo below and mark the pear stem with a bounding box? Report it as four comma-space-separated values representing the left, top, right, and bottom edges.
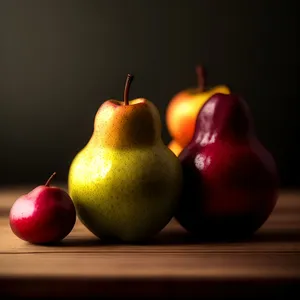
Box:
196, 65, 205, 91
45, 172, 56, 187
123, 74, 134, 106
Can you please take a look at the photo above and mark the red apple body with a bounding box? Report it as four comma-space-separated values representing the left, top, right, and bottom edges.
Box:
9, 185, 76, 244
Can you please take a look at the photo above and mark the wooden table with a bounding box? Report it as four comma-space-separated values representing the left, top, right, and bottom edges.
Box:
0, 187, 299, 298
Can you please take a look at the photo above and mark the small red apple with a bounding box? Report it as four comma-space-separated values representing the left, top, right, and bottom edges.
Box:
9, 172, 76, 244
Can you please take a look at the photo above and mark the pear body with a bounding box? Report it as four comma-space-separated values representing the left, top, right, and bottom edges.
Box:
168, 139, 183, 157
175, 93, 279, 240
68, 99, 182, 242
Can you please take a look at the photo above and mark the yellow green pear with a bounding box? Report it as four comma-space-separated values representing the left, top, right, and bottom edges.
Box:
68, 74, 183, 242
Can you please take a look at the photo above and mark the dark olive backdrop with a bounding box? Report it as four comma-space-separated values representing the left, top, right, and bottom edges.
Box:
0, 0, 299, 187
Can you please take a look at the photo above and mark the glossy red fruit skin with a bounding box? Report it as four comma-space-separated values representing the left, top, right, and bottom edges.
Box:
9, 186, 77, 244
175, 93, 279, 240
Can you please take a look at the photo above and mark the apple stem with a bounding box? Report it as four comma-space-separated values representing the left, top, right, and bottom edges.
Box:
196, 65, 205, 91
123, 74, 134, 106
45, 172, 56, 187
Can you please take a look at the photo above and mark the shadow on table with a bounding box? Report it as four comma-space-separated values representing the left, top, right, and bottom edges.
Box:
2, 205, 300, 247
51, 226, 300, 247
0, 204, 300, 247
0, 208, 9, 217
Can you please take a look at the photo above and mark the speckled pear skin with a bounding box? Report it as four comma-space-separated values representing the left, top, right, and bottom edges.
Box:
68, 98, 182, 242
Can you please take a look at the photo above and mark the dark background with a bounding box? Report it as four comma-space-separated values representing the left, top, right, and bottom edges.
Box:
0, 0, 299, 187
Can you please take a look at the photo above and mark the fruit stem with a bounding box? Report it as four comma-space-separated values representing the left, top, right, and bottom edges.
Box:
196, 65, 205, 91
45, 172, 56, 187
123, 74, 134, 106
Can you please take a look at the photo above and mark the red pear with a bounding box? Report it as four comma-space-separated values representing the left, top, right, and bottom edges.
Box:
176, 93, 279, 240
9, 172, 76, 244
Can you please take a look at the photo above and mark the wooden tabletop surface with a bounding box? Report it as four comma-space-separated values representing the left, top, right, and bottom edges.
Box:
0, 186, 299, 298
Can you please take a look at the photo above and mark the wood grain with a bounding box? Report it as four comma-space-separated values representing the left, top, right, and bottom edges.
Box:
0, 187, 300, 298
